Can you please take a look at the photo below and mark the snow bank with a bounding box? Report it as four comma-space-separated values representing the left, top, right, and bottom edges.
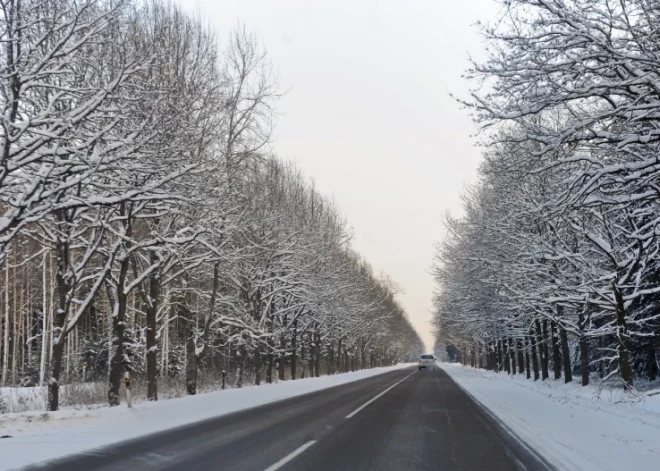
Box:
0, 382, 109, 414
0, 365, 409, 470
441, 363, 660, 471
0, 387, 46, 414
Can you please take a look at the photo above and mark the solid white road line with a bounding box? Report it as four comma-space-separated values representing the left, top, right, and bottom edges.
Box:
263, 440, 317, 471
345, 370, 416, 419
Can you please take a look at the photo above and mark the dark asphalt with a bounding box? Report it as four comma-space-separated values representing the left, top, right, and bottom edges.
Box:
20, 367, 555, 471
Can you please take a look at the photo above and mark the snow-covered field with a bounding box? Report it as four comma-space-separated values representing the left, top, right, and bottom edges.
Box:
0, 364, 409, 470
442, 363, 660, 471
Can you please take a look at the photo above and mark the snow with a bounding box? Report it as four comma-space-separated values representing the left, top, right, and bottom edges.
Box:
442, 363, 660, 471
0, 364, 409, 470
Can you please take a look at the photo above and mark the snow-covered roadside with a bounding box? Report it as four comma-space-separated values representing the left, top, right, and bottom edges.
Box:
441, 363, 660, 471
0, 364, 409, 470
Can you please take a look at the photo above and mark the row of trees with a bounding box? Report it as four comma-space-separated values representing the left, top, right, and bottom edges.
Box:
433, 0, 660, 390
0, 0, 423, 410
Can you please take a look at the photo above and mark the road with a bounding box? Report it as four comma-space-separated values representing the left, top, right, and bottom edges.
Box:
21, 367, 555, 471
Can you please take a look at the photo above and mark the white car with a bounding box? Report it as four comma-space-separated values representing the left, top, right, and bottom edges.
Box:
418, 354, 435, 370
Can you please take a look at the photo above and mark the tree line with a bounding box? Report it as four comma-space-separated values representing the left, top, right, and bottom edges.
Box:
433, 0, 660, 390
0, 0, 424, 411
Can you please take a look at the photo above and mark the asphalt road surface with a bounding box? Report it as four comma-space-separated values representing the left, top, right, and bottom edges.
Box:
20, 367, 555, 471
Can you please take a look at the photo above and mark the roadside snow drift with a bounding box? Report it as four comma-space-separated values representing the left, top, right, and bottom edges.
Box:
442, 363, 660, 471
0, 365, 409, 470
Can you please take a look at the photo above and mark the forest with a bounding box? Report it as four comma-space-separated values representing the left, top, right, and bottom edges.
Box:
433, 0, 660, 390
0, 0, 424, 412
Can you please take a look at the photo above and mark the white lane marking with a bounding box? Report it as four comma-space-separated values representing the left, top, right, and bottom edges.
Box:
263, 440, 317, 471
345, 370, 416, 419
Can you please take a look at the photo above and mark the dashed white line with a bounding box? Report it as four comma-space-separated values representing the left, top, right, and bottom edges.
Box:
263, 440, 317, 471
345, 370, 416, 419
262, 370, 415, 469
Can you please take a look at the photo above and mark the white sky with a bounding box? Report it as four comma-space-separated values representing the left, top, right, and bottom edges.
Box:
187, 0, 498, 351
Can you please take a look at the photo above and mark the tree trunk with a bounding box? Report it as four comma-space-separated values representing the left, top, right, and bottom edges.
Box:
146, 272, 159, 401
536, 320, 549, 380
300, 341, 306, 379
496, 340, 503, 372
552, 321, 561, 380
236, 346, 246, 388
596, 337, 605, 379
612, 282, 634, 389
508, 338, 516, 374
254, 347, 261, 386
279, 319, 286, 381
291, 320, 297, 380
48, 222, 73, 411
108, 202, 135, 406
314, 331, 320, 377
108, 298, 126, 406
503, 339, 511, 374
648, 344, 657, 382
48, 338, 65, 411
337, 337, 343, 373
530, 335, 540, 381
493, 341, 499, 370
267, 343, 273, 384
525, 341, 531, 379
580, 334, 589, 386
1, 259, 8, 387
278, 352, 285, 381
186, 261, 220, 396
308, 333, 315, 376
361, 340, 366, 370
560, 326, 572, 384
39, 252, 49, 388
186, 323, 197, 395
598, 336, 605, 379
542, 320, 550, 379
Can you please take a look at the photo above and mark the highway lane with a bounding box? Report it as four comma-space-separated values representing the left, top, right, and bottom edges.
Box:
19, 366, 555, 471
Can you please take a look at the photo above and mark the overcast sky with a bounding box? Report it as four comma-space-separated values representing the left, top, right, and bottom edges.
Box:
188, 0, 498, 350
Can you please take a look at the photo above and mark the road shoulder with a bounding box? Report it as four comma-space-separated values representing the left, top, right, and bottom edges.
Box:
442, 363, 660, 471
